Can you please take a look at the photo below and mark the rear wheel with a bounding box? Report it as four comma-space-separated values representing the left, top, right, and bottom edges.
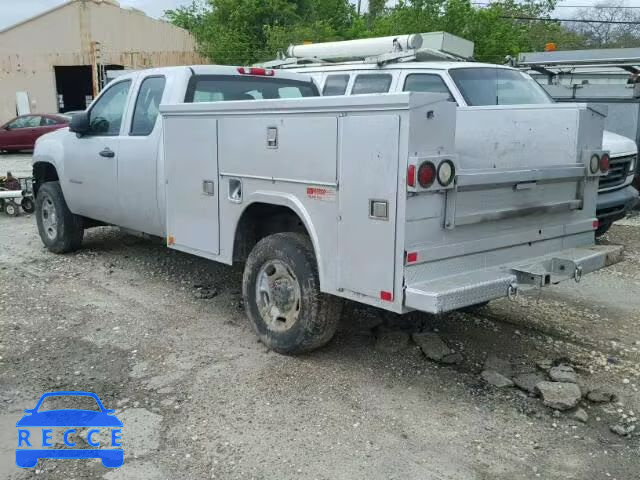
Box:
242, 232, 341, 354
21, 197, 35, 214
35, 181, 84, 253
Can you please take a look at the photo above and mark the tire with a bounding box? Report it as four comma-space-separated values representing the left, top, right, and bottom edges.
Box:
35, 181, 84, 253
4, 201, 19, 217
595, 220, 612, 238
242, 232, 341, 354
21, 197, 35, 214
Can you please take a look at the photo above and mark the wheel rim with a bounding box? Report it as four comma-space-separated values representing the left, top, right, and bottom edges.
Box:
41, 195, 58, 240
255, 260, 301, 332
6, 204, 16, 215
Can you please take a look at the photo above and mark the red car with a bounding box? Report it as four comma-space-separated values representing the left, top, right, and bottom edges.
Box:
0, 114, 70, 153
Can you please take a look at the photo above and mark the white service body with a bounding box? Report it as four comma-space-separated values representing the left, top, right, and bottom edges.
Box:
32, 65, 619, 317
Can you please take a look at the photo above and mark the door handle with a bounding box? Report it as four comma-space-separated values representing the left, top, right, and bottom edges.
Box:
99, 148, 115, 158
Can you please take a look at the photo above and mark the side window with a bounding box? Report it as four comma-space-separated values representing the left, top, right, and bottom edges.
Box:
7, 117, 28, 129
25, 116, 42, 127
403, 74, 455, 102
323, 75, 350, 96
351, 74, 392, 95
130, 76, 166, 136
41, 117, 59, 126
88, 80, 131, 136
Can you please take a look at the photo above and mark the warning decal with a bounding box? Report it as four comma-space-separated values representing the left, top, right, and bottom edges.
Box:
306, 186, 336, 202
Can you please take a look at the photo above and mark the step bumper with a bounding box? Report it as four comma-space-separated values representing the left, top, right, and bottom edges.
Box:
404, 245, 623, 314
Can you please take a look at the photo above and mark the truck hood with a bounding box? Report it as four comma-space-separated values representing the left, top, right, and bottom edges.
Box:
602, 130, 637, 157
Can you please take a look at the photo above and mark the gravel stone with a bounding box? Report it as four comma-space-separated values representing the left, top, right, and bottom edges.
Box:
484, 354, 513, 378
536, 381, 581, 410
536, 359, 553, 371
412, 332, 453, 361
586, 388, 616, 403
549, 365, 577, 384
481, 370, 514, 388
610, 424, 635, 436
513, 373, 546, 395
572, 408, 589, 423
440, 352, 463, 365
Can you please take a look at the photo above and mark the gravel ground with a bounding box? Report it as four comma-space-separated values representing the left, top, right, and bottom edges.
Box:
1, 153, 639, 479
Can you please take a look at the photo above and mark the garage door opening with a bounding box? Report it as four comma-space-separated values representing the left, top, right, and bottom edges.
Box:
54, 66, 92, 113
54, 65, 126, 113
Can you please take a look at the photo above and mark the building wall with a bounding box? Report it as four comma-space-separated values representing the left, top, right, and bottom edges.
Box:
0, 0, 204, 123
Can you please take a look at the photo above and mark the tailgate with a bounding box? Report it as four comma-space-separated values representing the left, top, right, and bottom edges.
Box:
403, 103, 610, 311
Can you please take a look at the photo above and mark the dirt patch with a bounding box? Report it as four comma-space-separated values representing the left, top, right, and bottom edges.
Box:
1, 214, 639, 479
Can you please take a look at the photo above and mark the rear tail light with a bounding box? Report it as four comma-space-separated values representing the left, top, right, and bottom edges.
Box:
589, 154, 600, 174
599, 153, 610, 173
417, 161, 436, 188
407, 164, 416, 187
237, 67, 275, 76
437, 160, 455, 187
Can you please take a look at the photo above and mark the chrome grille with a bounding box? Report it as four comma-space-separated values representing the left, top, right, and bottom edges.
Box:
599, 155, 634, 190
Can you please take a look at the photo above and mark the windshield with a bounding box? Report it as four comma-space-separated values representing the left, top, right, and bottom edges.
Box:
449, 68, 553, 106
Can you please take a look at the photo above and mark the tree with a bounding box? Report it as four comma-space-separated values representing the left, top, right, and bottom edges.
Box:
568, 1, 640, 48
166, 0, 587, 65
165, 0, 358, 64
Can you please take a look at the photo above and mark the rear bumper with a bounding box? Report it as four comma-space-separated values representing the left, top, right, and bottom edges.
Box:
596, 185, 639, 222
404, 245, 623, 314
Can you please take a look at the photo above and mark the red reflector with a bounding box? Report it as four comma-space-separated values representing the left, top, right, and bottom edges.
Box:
599, 153, 610, 173
593, 220, 600, 230
418, 162, 436, 189
237, 67, 274, 76
407, 165, 416, 187
380, 291, 393, 302
406, 252, 418, 263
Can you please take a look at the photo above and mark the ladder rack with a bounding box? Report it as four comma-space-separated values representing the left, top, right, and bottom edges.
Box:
261, 32, 474, 69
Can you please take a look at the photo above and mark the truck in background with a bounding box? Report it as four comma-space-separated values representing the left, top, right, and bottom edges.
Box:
31, 65, 621, 354
517, 46, 640, 197
269, 32, 639, 236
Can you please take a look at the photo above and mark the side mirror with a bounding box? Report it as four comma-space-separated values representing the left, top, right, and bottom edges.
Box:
69, 112, 90, 135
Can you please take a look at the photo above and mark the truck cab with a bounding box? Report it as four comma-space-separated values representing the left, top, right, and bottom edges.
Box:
278, 34, 639, 235
32, 65, 319, 242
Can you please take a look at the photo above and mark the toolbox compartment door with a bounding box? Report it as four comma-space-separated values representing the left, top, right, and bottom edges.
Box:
337, 114, 400, 300
164, 116, 220, 257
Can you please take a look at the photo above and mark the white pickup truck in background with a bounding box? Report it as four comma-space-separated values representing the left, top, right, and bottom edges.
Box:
275, 32, 639, 236
31, 65, 621, 354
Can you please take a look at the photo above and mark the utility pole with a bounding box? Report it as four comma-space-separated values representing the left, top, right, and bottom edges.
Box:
357, 0, 362, 15
90, 41, 102, 98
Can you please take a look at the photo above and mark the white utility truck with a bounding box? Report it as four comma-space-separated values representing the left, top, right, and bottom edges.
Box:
32, 64, 620, 354
269, 32, 639, 236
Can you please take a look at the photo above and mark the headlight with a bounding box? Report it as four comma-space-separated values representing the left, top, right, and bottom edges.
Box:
630, 155, 637, 173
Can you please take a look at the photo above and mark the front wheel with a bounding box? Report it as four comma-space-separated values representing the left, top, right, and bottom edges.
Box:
242, 232, 341, 354
35, 181, 84, 253
4, 201, 19, 217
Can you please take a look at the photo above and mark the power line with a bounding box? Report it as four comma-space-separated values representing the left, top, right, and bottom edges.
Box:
474, 2, 640, 7
501, 15, 640, 23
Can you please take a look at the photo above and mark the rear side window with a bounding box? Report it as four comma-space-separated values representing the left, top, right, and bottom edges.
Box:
404, 74, 455, 102
323, 75, 350, 96
351, 74, 392, 95
41, 117, 60, 126
131, 76, 166, 136
185, 75, 319, 103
